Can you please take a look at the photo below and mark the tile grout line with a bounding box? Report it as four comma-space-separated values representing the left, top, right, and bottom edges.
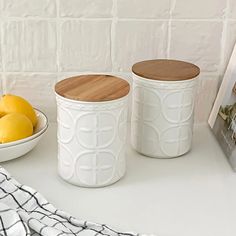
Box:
56, 0, 60, 81
167, 0, 176, 58
0, 8, 6, 95
0, 16, 228, 22
111, 0, 117, 72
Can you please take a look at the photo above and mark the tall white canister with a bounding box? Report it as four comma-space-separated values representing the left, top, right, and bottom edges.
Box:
131, 59, 200, 158
55, 75, 130, 187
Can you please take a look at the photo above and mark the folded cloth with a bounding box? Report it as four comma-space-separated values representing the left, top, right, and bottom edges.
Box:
0, 166, 138, 236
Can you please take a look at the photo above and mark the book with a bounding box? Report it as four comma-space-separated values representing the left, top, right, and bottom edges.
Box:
208, 43, 236, 171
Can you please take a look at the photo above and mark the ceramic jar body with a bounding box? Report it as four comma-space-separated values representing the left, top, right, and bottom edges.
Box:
55, 95, 128, 187
131, 74, 198, 158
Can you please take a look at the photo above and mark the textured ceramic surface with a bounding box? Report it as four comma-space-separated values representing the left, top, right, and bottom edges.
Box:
55, 94, 129, 187
131, 74, 198, 158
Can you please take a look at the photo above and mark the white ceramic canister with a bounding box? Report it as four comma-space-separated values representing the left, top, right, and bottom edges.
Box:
131, 59, 200, 158
55, 75, 130, 187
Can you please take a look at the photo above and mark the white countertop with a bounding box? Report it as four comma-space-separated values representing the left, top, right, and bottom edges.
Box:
2, 123, 236, 236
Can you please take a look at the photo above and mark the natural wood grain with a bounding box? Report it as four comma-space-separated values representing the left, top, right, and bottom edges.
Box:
132, 59, 200, 81
55, 75, 130, 102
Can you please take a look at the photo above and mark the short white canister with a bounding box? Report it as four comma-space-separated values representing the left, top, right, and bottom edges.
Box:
55, 75, 130, 187
131, 59, 200, 158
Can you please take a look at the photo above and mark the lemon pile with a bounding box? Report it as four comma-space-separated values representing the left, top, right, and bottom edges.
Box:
0, 95, 37, 144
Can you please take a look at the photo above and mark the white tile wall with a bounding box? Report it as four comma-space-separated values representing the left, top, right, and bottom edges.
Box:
0, 75, 2, 96
0, 21, 2, 72
3, 20, 57, 72
229, 0, 236, 19
0, 0, 235, 123
195, 73, 220, 123
0, 0, 2, 16
169, 21, 223, 72
172, 0, 226, 19
224, 21, 236, 70
113, 20, 168, 71
1, 0, 56, 17
60, 20, 112, 71
117, 0, 171, 19
59, 0, 113, 18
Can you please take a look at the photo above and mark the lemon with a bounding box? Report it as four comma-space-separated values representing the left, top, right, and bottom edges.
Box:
0, 94, 37, 127
0, 111, 4, 118
0, 113, 33, 143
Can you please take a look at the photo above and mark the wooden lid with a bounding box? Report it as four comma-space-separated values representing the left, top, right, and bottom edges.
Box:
132, 59, 200, 81
55, 74, 130, 102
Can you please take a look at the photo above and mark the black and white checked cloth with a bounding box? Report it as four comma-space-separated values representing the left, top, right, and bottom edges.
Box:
0, 166, 139, 236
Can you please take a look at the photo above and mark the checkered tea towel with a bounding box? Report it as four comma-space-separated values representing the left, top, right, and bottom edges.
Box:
0, 166, 138, 236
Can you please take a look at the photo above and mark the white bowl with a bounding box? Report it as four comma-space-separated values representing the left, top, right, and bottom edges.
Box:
0, 127, 48, 162
0, 109, 48, 162
0, 109, 48, 148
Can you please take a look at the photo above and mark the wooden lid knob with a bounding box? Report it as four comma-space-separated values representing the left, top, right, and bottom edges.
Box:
132, 59, 200, 81
55, 74, 130, 102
